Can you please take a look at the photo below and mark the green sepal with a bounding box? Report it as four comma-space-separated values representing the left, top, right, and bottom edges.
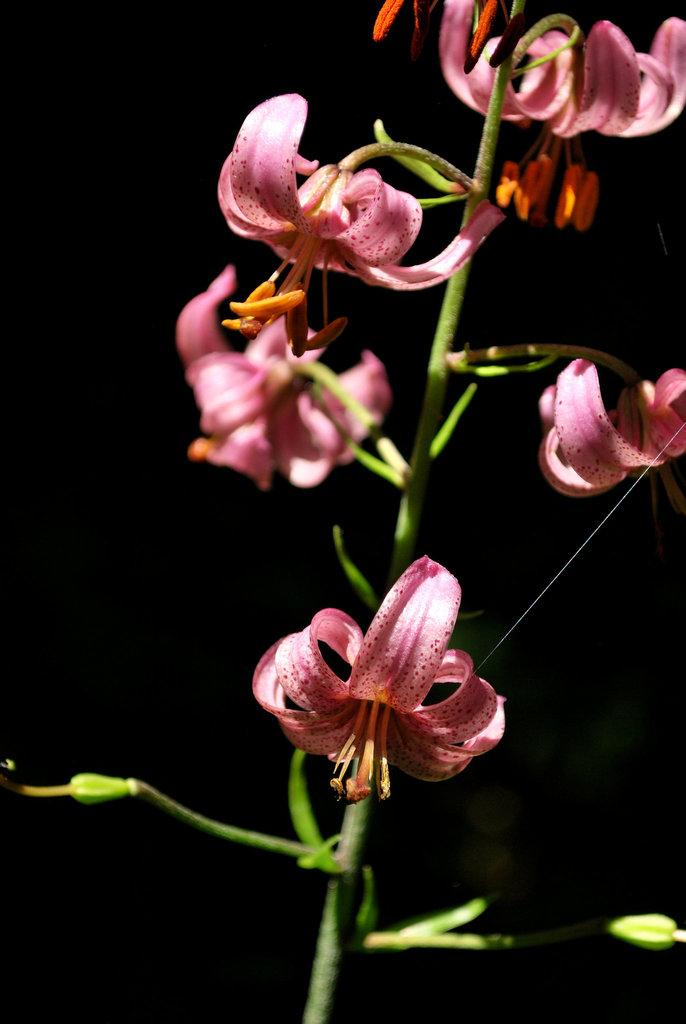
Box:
70, 773, 135, 804
373, 120, 465, 195
606, 914, 677, 951
430, 382, 478, 459
352, 865, 379, 946
296, 834, 342, 874
333, 525, 380, 611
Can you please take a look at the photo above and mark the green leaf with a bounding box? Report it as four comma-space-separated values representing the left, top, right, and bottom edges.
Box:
430, 383, 478, 459
391, 896, 493, 937
373, 120, 465, 194
288, 750, 324, 848
332, 526, 380, 611
352, 865, 379, 945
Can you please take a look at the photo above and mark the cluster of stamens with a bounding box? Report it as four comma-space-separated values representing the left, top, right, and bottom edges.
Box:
496, 135, 599, 231
330, 699, 392, 803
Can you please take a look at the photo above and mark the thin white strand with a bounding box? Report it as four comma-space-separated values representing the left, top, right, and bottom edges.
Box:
476, 422, 684, 673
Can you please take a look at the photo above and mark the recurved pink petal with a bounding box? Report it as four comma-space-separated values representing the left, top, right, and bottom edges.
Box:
205, 421, 274, 490
219, 94, 315, 235
552, 22, 641, 137
620, 18, 686, 135
646, 368, 686, 456
175, 265, 236, 367
349, 556, 461, 712
252, 642, 358, 755
553, 360, 652, 486
386, 713, 477, 781
186, 352, 268, 436
337, 170, 422, 267
273, 609, 363, 712
411, 664, 500, 744
353, 201, 504, 290
334, 351, 393, 444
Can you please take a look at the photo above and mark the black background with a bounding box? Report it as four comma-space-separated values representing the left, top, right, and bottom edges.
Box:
4, 2, 684, 1021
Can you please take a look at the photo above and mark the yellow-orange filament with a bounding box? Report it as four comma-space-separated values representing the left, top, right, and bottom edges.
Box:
331, 700, 392, 803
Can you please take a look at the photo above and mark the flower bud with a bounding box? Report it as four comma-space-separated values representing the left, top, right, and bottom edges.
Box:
606, 914, 677, 951
70, 773, 136, 805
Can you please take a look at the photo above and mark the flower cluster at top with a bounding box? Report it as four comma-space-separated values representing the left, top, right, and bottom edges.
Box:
439, 0, 686, 229
253, 556, 505, 803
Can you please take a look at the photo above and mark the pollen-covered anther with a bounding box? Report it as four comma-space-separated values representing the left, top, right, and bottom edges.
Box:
496, 160, 520, 208
223, 286, 306, 327
187, 437, 213, 462
464, 0, 498, 74
554, 165, 599, 232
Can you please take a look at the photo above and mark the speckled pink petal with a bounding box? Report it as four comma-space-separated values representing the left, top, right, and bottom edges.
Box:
620, 17, 686, 136
554, 360, 652, 487
336, 170, 422, 267
252, 642, 359, 755
411, 665, 500, 745
349, 556, 461, 712
219, 94, 315, 235
538, 425, 618, 497
352, 200, 504, 290
553, 22, 641, 138
386, 713, 478, 781
175, 265, 236, 367
274, 609, 363, 713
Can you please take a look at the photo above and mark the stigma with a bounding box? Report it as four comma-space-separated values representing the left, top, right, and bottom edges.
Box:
330, 699, 392, 803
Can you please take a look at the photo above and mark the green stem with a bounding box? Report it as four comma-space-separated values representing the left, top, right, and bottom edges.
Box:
448, 343, 640, 384
302, 798, 374, 1024
388, 0, 526, 585
302, 5, 527, 1020
131, 780, 315, 860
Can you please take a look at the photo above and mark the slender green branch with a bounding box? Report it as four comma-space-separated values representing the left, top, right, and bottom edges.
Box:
364, 917, 609, 950
131, 780, 316, 860
339, 141, 473, 193
448, 343, 640, 384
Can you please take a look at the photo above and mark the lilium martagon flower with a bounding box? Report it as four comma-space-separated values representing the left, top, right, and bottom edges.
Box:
539, 359, 686, 518
440, 0, 686, 229
176, 265, 392, 490
218, 93, 504, 356
253, 556, 505, 803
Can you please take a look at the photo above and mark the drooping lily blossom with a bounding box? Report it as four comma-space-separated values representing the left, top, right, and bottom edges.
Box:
176, 265, 392, 490
539, 359, 686, 513
218, 93, 504, 354
253, 556, 505, 802
440, 0, 686, 229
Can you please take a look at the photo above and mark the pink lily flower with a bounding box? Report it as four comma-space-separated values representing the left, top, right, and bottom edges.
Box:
253, 556, 505, 803
539, 359, 686, 513
439, 0, 686, 228
217, 93, 504, 354
176, 265, 392, 490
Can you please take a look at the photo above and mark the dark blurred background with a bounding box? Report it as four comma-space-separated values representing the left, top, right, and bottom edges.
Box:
4, 2, 684, 1020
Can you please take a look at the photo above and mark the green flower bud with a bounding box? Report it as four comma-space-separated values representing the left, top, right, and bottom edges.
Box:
607, 914, 677, 951
70, 773, 136, 805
